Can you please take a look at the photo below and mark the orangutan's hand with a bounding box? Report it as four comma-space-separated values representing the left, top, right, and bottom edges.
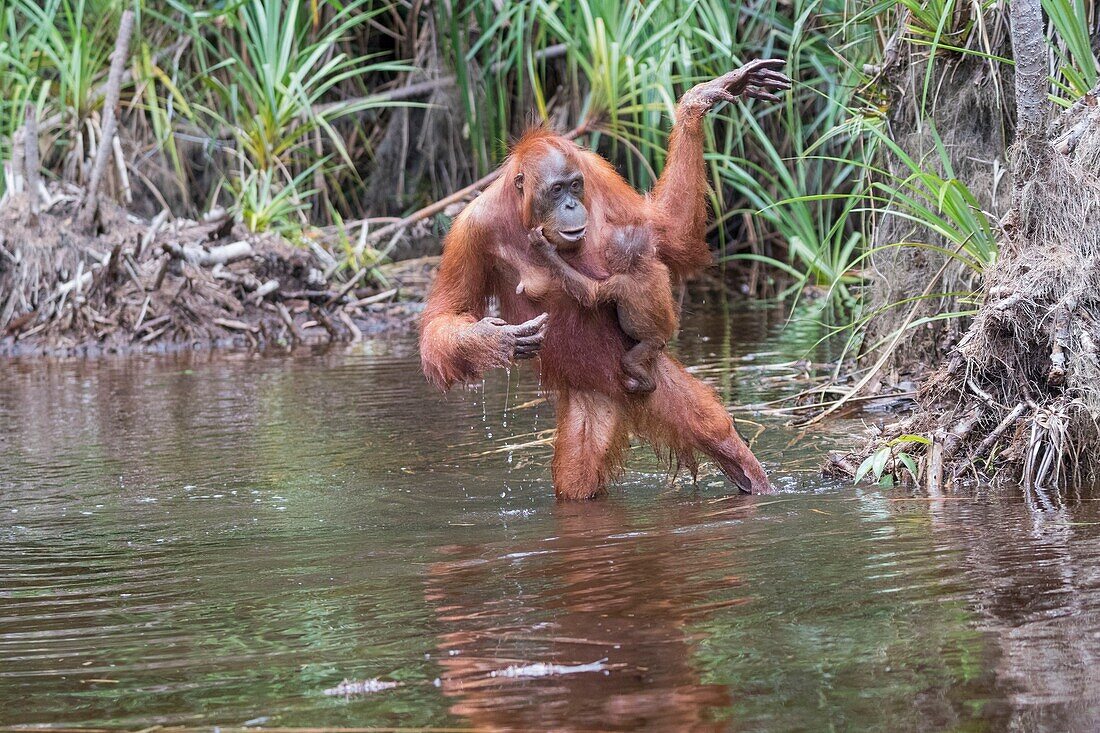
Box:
472, 312, 549, 364
679, 59, 792, 116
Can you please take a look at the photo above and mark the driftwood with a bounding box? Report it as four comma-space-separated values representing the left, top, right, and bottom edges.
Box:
1, 183, 417, 353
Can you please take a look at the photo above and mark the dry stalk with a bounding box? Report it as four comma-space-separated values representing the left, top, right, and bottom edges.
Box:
77, 9, 134, 232
23, 104, 40, 225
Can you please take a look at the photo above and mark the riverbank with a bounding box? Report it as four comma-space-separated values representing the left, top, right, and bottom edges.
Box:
0, 190, 432, 358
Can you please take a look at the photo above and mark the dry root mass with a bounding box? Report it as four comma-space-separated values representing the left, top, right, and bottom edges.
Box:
0, 185, 425, 357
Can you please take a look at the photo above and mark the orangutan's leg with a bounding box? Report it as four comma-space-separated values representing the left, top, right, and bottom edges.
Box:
551, 389, 628, 500
632, 355, 770, 494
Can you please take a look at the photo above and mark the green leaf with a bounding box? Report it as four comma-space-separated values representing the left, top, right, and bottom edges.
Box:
871, 446, 891, 479
888, 434, 932, 447
899, 453, 920, 482
854, 454, 876, 484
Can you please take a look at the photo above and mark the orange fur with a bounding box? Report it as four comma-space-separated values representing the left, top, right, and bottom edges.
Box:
420, 121, 767, 498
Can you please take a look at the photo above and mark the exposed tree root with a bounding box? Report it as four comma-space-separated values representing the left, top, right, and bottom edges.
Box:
835, 4, 1100, 493
859, 6, 1013, 385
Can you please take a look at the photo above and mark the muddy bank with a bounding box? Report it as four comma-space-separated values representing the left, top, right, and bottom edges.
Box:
0, 190, 433, 358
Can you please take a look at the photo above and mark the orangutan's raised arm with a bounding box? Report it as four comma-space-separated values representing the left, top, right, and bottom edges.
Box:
419, 211, 548, 390
650, 60, 791, 280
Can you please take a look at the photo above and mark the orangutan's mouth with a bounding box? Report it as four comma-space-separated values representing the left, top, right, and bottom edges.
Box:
559, 227, 586, 242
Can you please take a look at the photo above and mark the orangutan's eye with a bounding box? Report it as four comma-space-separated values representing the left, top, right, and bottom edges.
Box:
552, 183, 563, 194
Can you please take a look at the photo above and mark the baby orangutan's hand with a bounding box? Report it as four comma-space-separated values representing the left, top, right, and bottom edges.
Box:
527, 226, 555, 257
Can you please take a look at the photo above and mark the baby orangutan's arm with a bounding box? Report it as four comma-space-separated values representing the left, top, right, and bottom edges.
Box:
527, 226, 600, 308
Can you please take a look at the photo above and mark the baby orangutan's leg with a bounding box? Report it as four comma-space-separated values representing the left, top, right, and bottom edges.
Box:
620, 339, 664, 394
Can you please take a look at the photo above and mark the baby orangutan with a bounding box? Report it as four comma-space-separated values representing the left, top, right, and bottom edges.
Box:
527, 223, 677, 395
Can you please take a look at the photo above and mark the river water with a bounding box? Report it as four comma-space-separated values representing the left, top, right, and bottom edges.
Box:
2, 301, 1099, 731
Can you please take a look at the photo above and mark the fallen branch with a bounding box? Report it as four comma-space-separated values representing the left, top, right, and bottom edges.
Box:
349, 288, 399, 307
347, 121, 590, 249
163, 240, 253, 267
139, 209, 169, 258
252, 279, 280, 301
324, 266, 367, 307
55, 269, 95, 298
310, 305, 342, 342
276, 301, 303, 343
966, 403, 1029, 468
213, 318, 259, 334
337, 309, 362, 342
941, 407, 984, 462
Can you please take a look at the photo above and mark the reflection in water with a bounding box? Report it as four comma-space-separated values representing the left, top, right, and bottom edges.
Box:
924, 496, 1100, 731
426, 501, 754, 732
0, 302, 1099, 730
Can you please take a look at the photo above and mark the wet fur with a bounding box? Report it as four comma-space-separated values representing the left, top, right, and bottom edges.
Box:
420, 126, 768, 497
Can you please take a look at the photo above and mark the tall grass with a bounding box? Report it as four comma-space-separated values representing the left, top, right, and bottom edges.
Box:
437, 0, 874, 297
1, 0, 121, 186
1042, 0, 1099, 99
1, 0, 1095, 304
161, 0, 412, 231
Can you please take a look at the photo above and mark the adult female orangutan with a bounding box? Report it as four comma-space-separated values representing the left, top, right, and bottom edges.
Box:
420, 61, 791, 499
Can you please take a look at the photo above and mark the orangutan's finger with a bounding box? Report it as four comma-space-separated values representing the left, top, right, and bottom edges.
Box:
743, 58, 786, 72
514, 333, 543, 347
744, 87, 781, 102
514, 344, 541, 359
509, 313, 549, 337
755, 73, 792, 89
757, 69, 791, 83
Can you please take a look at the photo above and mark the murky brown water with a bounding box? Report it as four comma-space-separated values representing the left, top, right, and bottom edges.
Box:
2, 301, 1100, 731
